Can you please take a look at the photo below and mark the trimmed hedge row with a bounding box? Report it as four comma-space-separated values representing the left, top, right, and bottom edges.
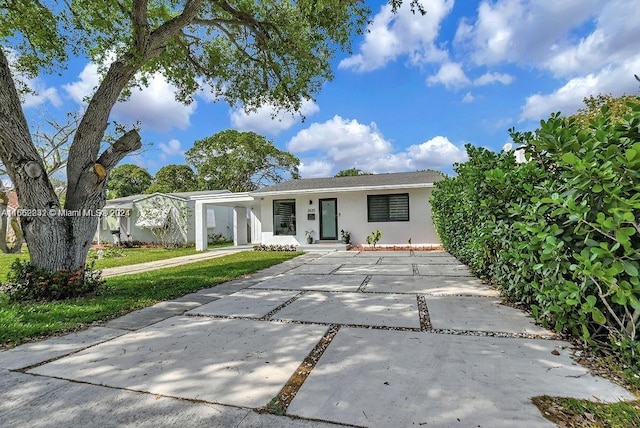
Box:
432, 103, 640, 363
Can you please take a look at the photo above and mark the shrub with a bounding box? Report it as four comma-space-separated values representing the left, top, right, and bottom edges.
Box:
253, 244, 298, 252
87, 246, 125, 260
0, 260, 105, 302
365, 230, 382, 247
432, 101, 640, 365
208, 232, 231, 245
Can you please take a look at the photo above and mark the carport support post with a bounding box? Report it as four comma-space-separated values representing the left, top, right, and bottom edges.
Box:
233, 207, 248, 246
195, 201, 208, 251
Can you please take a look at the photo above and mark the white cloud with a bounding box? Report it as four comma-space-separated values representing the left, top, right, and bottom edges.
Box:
64, 63, 99, 105
427, 62, 470, 88
455, 0, 603, 70
299, 159, 333, 179
474, 72, 514, 86
462, 92, 475, 103
544, 1, 640, 77
5, 48, 62, 109
520, 56, 640, 121
64, 62, 196, 133
288, 115, 392, 163
287, 116, 466, 174
452, 1, 640, 121
229, 99, 320, 135
22, 79, 62, 108
407, 136, 468, 167
339, 0, 454, 72
158, 139, 185, 162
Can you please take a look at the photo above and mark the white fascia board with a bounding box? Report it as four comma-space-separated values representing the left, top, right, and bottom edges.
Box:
132, 193, 188, 203
251, 183, 435, 197
190, 192, 255, 204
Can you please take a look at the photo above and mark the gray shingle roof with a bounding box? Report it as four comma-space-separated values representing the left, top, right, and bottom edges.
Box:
105, 190, 230, 207
252, 171, 444, 194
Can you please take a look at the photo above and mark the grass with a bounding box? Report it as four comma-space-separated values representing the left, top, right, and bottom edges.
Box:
0, 244, 234, 278
0, 250, 299, 348
533, 350, 640, 426
89, 247, 199, 269
533, 396, 640, 427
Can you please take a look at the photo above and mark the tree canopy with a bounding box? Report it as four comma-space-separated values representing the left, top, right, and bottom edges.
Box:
146, 164, 198, 194
570, 94, 640, 128
186, 129, 299, 192
106, 164, 152, 198
334, 168, 372, 177
0, 0, 420, 277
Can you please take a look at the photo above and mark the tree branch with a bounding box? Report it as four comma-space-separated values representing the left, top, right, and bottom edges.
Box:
97, 130, 142, 170
131, 0, 150, 54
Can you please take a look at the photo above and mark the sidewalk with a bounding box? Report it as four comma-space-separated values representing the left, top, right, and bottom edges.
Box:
101, 245, 254, 277
0, 251, 634, 427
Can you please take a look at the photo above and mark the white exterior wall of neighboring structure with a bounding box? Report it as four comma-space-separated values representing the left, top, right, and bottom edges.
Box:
259, 187, 439, 246
96, 198, 233, 245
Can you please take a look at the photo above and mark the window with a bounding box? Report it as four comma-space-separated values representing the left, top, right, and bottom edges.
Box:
273, 199, 296, 235
367, 194, 409, 222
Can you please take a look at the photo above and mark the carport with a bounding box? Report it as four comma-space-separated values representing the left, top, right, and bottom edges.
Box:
190, 192, 261, 250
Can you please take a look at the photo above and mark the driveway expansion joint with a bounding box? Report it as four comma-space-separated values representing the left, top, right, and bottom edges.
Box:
417, 295, 432, 331
265, 324, 341, 414
357, 275, 372, 292
262, 291, 307, 320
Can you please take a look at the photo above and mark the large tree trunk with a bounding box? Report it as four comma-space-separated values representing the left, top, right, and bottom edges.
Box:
0, 48, 141, 272
0, 1, 202, 273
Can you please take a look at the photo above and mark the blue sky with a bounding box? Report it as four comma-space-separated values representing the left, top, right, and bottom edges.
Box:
17, 0, 640, 178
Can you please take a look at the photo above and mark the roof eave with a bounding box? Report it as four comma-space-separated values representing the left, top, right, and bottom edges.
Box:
251, 182, 435, 196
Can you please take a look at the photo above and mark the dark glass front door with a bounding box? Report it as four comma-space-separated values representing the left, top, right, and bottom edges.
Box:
319, 198, 338, 240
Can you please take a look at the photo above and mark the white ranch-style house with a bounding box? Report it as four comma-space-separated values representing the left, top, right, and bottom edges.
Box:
191, 171, 443, 250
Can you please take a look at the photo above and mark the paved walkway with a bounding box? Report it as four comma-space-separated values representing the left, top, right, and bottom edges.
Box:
0, 251, 634, 427
101, 246, 254, 277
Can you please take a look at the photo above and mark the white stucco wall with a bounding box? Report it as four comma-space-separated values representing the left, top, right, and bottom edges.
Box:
96, 199, 233, 245
258, 187, 440, 246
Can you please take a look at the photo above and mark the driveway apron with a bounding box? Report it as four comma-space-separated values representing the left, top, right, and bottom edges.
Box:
0, 250, 634, 427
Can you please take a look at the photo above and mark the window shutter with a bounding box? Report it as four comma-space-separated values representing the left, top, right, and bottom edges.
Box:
367, 194, 409, 222
368, 196, 389, 222
389, 194, 409, 221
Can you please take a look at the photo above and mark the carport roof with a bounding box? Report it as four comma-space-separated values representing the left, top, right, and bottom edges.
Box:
251, 170, 444, 196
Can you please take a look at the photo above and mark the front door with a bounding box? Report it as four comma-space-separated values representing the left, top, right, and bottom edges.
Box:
319, 198, 338, 240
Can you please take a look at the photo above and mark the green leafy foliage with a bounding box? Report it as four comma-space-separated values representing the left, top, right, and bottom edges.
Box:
253, 244, 298, 252
366, 230, 382, 247
334, 168, 372, 177
0, 259, 104, 302
186, 130, 299, 192
432, 100, 640, 365
146, 164, 198, 193
106, 164, 152, 198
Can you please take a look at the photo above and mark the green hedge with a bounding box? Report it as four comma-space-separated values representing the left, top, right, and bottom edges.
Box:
432, 103, 640, 363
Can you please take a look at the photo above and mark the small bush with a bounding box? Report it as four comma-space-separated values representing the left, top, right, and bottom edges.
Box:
0, 260, 105, 302
365, 230, 382, 247
208, 232, 231, 245
253, 244, 298, 252
88, 247, 125, 260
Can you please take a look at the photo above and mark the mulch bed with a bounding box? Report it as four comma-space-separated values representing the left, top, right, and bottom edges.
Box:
348, 245, 444, 251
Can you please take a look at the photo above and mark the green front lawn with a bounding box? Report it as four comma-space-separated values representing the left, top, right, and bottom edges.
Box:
0, 244, 236, 279
89, 247, 199, 269
0, 250, 298, 348
0, 252, 29, 280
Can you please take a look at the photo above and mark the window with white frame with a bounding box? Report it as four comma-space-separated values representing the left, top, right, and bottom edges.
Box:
273, 199, 296, 235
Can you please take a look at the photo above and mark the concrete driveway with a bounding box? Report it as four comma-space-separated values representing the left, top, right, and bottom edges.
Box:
0, 251, 634, 427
